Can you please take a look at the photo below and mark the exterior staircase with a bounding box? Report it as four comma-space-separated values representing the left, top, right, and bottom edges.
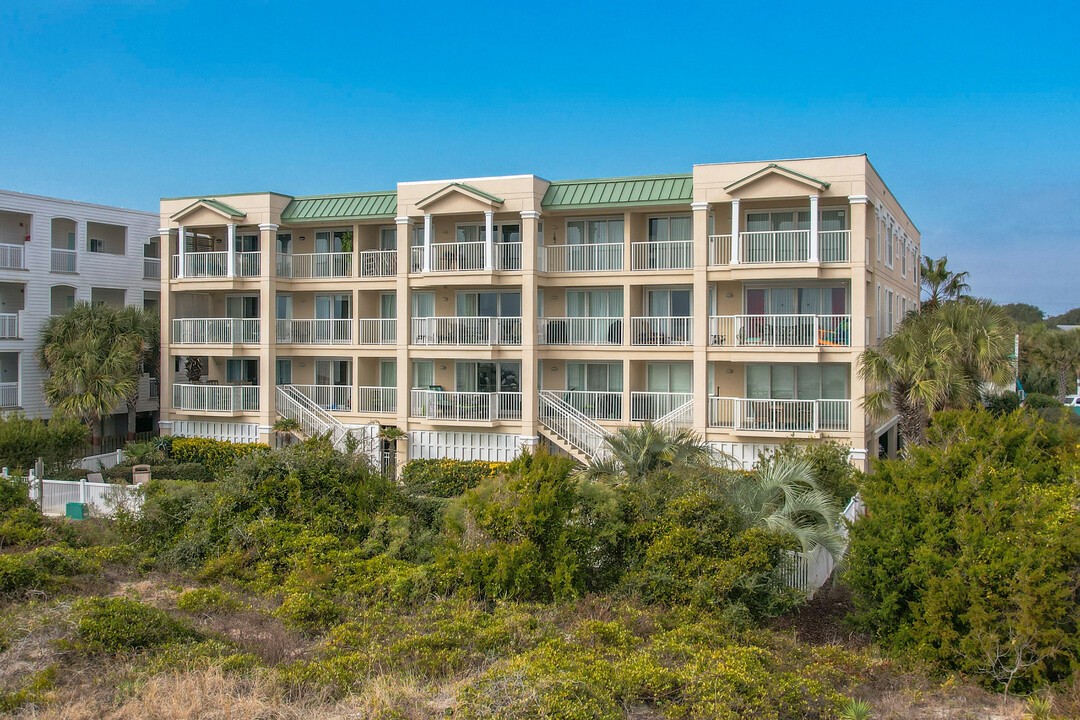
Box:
537, 390, 611, 464
276, 384, 352, 450
655, 399, 693, 433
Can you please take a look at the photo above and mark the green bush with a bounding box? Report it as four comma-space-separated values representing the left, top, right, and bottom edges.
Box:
274, 586, 347, 634
756, 441, 859, 505
176, 587, 243, 614
169, 437, 270, 476
0, 506, 50, 547
845, 409, 1080, 693
0, 545, 127, 595
1023, 392, 1062, 409
0, 475, 31, 514
402, 458, 504, 497
986, 391, 1022, 415
74, 596, 200, 652
0, 413, 88, 476
103, 461, 213, 483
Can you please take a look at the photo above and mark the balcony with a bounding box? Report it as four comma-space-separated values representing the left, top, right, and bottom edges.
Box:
288, 384, 351, 412
708, 315, 851, 348
554, 390, 622, 421
631, 240, 692, 271
410, 317, 522, 346
172, 383, 259, 413
708, 397, 850, 432
0, 381, 18, 407
0, 312, 19, 339
538, 242, 622, 273
276, 319, 352, 345
630, 317, 693, 346
707, 230, 850, 266
276, 252, 352, 279
171, 251, 261, 279
538, 317, 623, 346
143, 257, 161, 280
630, 391, 693, 422
51, 249, 77, 273
172, 318, 260, 345
411, 242, 523, 273
356, 318, 397, 345
0, 244, 25, 270
358, 386, 397, 414
359, 249, 397, 278
410, 389, 522, 421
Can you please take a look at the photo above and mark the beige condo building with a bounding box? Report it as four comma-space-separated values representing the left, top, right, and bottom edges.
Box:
157, 155, 919, 470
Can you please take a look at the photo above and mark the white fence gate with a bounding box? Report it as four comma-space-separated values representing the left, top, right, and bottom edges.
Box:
28, 475, 142, 517
78, 449, 126, 472
781, 494, 866, 598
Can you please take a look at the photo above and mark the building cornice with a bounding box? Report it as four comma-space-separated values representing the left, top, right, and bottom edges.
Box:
690, 202, 709, 211
848, 194, 869, 205
257, 223, 280, 231
395, 216, 413, 225
519, 210, 542, 220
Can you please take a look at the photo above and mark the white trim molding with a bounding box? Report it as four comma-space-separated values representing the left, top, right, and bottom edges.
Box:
157, 227, 173, 235
848, 447, 868, 462
848, 194, 869, 205
690, 201, 709, 212
395, 216, 413, 225
519, 210, 542, 220
257, 223, 280, 232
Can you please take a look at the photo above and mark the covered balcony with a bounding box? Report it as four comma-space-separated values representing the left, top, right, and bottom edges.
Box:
409, 358, 521, 422
172, 384, 259, 413
168, 199, 261, 279
143, 237, 161, 280
628, 361, 693, 423
86, 221, 126, 256
51, 217, 78, 273
630, 286, 692, 346
0, 352, 18, 407
410, 288, 521, 346
0, 209, 29, 270
707, 361, 851, 432
707, 283, 851, 348
0, 282, 24, 339
540, 360, 624, 421
171, 355, 259, 413
276, 228, 353, 279
275, 292, 352, 345
172, 292, 259, 344
408, 183, 522, 274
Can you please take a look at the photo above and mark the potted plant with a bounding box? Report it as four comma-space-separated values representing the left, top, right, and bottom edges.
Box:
184, 356, 203, 383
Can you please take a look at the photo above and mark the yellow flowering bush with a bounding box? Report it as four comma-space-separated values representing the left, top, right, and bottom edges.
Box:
402, 458, 504, 497
169, 437, 270, 476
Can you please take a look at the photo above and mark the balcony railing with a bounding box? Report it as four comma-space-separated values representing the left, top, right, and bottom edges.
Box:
554, 390, 623, 421
495, 242, 523, 270
238, 251, 260, 276
359, 249, 397, 278
430, 241, 484, 272
539, 242, 623, 272
630, 392, 693, 422
538, 317, 623, 345
0, 312, 19, 339
275, 318, 352, 345
0, 243, 25, 270
172, 252, 261, 278
276, 252, 352, 279
356, 318, 397, 345
630, 316, 693, 346
51, 249, 77, 273
289, 384, 351, 412
410, 317, 522, 346
708, 397, 850, 432
707, 235, 732, 266
358, 386, 397, 414
631, 240, 692, 270
708, 315, 851, 348
707, 231, 850, 266
143, 257, 161, 279
172, 318, 260, 344
0, 381, 18, 407
819, 230, 849, 262
172, 383, 259, 413
410, 390, 522, 421
410, 247, 424, 273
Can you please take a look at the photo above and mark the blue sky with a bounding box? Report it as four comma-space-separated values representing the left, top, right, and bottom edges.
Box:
1, 0, 1077, 311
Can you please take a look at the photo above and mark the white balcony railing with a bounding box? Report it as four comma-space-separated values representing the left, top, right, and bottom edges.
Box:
495, 242, 523, 271
356, 318, 397, 345
0, 312, 19, 339
143, 257, 161, 279
538, 317, 623, 345
358, 386, 397, 414
707, 235, 732, 266
554, 390, 623, 421
275, 318, 352, 345
819, 230, 850, 262
289, 384, 352, 412
630, 316, 693, 346
708, 231, 850, 266
0, 381, 18, 407
172, 318, 260, 344
539, 242, 623, 273
0, 243, 25, 270
430, 241, 485, 272
630, 392, 693, 422
410, 390, 522, 421
359, 249, 397, 278
708, 397, 850, 432
51, 249, 77, 273
410, 317, 522, 346
276, 252, 352, 279
237, 251, 260, 277
173, 252, 226, 278
410, 247, 424, 273
708, 315, 851, 348
631, 240, 692, 270
172, 383, 259, 413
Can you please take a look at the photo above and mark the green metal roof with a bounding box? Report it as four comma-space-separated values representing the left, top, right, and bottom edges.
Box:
541, 174, 693, 210
281, 191, 397, 223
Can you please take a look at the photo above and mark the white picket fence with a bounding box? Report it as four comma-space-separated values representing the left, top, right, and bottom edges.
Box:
781, 494, 865, 597
25, 473, 143, 517
78, 449, 126, 471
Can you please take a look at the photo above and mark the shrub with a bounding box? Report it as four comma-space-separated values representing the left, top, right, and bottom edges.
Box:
169, 437, 270, 476
986, 391, 1022, 415
177, 587, 243, 614
0, 506, 50, 547
0, 413, 87, 476
1023, 392, 1062, 409
274, 587, 346, 635
104, 461, 213, 483
0, 545, 117, 594
846, 409, 1080, 693
75, 597, 200, 652
0, 475, 30, 513
756, 441, 860, 505
402, 458, 504, 497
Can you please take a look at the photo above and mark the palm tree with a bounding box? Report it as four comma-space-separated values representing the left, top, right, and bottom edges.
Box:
1028, 329, 1080, 401
921, 255, 971, 311
579, 422, 709, 485
116, 306, 159, 440
722, 457, 845, 559
37, 302, 143, 447
860, 300, 1012, 446
271, 417, 301, 446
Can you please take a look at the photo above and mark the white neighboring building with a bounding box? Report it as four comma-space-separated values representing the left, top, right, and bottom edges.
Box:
0, 189, 161, 439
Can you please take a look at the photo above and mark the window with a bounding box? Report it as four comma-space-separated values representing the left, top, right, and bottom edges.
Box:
820, 209, 847, 231
455, 361, 520, 393
566, 289, 622, 318
275, 294, 292, 320
885, 225, 894, 267
746, 364, 848, 399
379, 227, 397, 250
226, 295, 259, 319
276, 358, 292, 385
234, 234, 259, 252
646, 288, 691, 317
315, 294, 351, 320
901, 240, 908, 277
89, 237, 103, 253
314, 230, 349, 254
647, 216, 691, 243
315, 359, 351, 386
646, 363, 691, 393
876, 285, 882, 339
412, 361, 434, 388
745, 287, 847, 316
412, 227, 424, 247
277, 233, 292, 255
885, 289, 894, 333
226, 358, 258, 384
379, 360, 397, 388
411, 292, 434, 318
567, 363, 622, 392
455, 291, 520, 317
566, 217, 624, 245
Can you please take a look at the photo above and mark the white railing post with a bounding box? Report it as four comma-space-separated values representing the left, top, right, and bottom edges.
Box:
812, 314, 819, 347
422, 214, 432, 272
484, 210, 494, 270
226, 223, 236, 277
808, 195, 819, 262
79, 477, 87, 503
730, 199, 740, 264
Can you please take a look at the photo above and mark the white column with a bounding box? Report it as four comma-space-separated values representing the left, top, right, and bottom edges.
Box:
226, 223, 237, 277
177, 225, 186, 278
730, 199, 740, 264
422, 214, 432, 272
808, 195, 820, 262
484, 210, 494, 270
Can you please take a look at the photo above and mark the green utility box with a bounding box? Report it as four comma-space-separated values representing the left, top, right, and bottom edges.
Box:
65, 502, 87, 520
